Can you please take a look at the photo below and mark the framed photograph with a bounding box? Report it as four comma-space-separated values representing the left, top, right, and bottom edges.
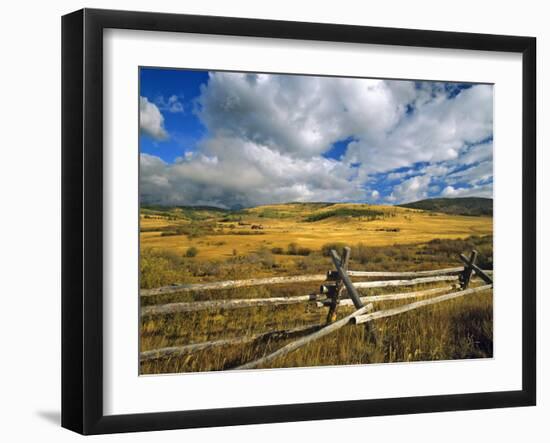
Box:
62, 8, 536, 434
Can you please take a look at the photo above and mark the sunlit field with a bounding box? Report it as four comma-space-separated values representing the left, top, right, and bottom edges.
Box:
140, 203, 492, 270
139, 203, 493, 374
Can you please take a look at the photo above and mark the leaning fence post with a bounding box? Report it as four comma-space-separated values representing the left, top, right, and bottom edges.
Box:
330, 247, 378, 345
325, 247, 350, 324
460, 250, 478, 289
330, 248, 363, 309
459, 252, 493, 285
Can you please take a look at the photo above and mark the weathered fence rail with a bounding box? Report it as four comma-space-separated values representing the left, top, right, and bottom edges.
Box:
140, 275, 490, 317
140, 267, 492, 297
140, 323, 326, 362
141, 285, 458, 316
142, 293, 327, 316
140, 248, 493, 368
352, 284, 493, 325
140, 274, 326, 296
347, 267, 464, 277
352, 275, 459, 289
234, 303, 375, 370
316, 285, 454, 307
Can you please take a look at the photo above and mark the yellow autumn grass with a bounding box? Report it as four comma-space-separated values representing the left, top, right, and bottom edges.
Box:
140, 203, 492, 262
139, 203, 493, 374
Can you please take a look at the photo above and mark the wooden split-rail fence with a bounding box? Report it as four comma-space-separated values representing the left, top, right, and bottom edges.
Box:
140, 248, 493, 369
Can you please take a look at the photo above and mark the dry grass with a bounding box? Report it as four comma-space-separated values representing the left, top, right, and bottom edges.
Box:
140, 203, 493, 262
139, 204, 494, 375
140, 283, 493, 373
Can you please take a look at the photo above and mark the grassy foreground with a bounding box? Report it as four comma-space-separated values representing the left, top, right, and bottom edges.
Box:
139, 203, 493, 374
141, 289, 492, 373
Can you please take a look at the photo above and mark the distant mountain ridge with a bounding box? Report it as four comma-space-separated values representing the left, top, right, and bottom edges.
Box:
398, 197, 493, 216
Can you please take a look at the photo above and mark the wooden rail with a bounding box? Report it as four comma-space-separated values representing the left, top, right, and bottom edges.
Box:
352, 284, 493, 324
234, 304, 374, 370
353, 275, 459, 289
141, 293, 327, 316
315, 285, 454, 307
140, 274, 326, 296
140, 267, 487, 296
140, 324, 324, 362
141, 277, 487, 316
347, 267, 463, 277
141, 281, 468, 316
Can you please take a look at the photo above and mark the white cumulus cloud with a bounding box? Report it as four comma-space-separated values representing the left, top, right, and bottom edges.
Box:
156, 94, 184, 113
140, 136, 364, 208
387, 175, 432, 204
140, 72, 493, 207
442, 183, 493, 198
140, 96, 168, 140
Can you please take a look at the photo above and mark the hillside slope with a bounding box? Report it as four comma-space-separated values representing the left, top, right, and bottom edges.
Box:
399, 197, 493, 216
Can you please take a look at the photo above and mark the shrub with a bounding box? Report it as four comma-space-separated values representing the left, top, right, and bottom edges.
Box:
219, 215, 242, 222
159, 222, 216, 238
232, 230, 265, 235
295, 255, 318, 272
271, 247, 284, 254
140, 249, 188, 289
285, 243, 312, 256
160, 231, 178, 237
353, 242, 370, 264
304, 208, 385, 222
243, 248, 275, 268
185, 246, 199, 257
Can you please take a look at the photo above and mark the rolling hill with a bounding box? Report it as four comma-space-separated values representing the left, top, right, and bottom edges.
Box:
398, 197, 493, 216
140, 201, 493, 261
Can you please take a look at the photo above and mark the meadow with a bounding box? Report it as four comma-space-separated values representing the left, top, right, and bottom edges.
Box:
139, 202, 493, 374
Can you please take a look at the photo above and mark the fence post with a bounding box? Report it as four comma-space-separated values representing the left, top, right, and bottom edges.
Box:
325, 247, 350, 324
460, 250, 478, 289
459, 252, 493, 285
330, 247, 378, 345
330, 248, 364, 309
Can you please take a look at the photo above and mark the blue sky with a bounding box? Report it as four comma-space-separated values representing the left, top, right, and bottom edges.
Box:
139, 67, 493, 208
139, 68, 208, 163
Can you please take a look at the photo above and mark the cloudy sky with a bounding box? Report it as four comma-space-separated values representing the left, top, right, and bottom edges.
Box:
139, 68, 493, 208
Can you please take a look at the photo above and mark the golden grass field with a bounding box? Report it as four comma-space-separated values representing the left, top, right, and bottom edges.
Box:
139, 202, 493, 374
140, 203, 492, 264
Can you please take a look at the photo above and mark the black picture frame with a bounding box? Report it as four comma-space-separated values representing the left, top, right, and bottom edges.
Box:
61, 8, 536, 435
